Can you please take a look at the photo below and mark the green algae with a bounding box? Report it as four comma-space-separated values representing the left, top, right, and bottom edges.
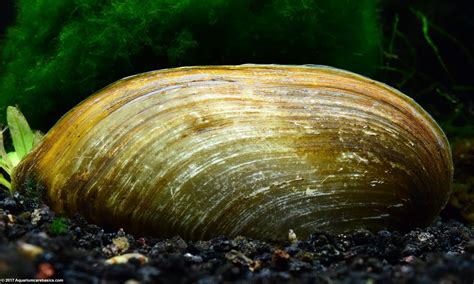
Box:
0, 0, 382, 130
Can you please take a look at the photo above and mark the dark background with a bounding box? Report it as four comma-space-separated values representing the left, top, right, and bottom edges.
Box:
0, 0, 15, 39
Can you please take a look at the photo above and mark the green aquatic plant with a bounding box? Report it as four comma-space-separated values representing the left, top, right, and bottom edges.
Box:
380, 4, 474, 139
0, 0, 382, 130
411, 8, 449, 75
0, 106, 42, 193
49, 217, 69, 236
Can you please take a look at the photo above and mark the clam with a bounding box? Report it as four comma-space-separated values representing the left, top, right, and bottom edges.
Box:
12, 65, 453, 240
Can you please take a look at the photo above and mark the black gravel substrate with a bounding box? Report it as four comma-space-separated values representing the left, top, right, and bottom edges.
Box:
0, 190, 473, 283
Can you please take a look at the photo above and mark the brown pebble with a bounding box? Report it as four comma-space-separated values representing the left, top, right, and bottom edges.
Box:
272, 249, 290, 268
225, 249, 262, 272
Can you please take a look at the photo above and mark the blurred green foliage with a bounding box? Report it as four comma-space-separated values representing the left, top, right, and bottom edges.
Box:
0, 0, 382, 130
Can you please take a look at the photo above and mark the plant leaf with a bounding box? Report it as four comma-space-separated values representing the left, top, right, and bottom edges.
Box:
0, 129, 13, 173
0, 173, 12, 192
7, 152, 20, 167
33, 130, 44, 147
0, 158, 13, 175
6, 106, 34, 160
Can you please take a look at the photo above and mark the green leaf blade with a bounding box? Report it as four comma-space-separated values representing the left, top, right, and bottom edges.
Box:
0, 173, 12, 192
7, 152, 20, 167
0, 129, 13, 173
6, 106, 34, 160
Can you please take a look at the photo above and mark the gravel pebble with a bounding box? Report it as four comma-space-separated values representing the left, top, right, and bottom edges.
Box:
0, 189, 473, 283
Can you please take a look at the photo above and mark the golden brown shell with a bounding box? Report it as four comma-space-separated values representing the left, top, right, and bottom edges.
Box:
12, 65, 453, 240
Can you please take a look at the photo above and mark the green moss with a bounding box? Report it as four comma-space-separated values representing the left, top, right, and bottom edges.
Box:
0, 0, 382, 130
49, 216, 69, 236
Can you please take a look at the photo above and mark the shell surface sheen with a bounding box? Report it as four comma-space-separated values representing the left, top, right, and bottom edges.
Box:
13, 65, 453, 240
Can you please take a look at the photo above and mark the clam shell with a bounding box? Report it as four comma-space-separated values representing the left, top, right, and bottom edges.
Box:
13, 65, 453, 240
